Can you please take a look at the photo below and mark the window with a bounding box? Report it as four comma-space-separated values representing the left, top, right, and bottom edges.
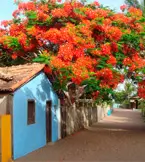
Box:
27, 100, 35, 125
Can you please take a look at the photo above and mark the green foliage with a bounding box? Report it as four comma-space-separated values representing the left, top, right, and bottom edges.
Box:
113, 91, 127, 103
82, 77, 100, 93
125, 0, 141, 8
33, 54, 51, 64
74, 8, 86, 16
52, 77, 67, 91
4, 37, 21, 51
113, 82, 137, 106
0, 52, 26, 66
82, 77, 114, 103
97, 56, 110, 69
138, 100, 145, 116
25, 11, 37, 20
137, 17, 145, 23
120, 33, 140, 50
115, 52, 126, 63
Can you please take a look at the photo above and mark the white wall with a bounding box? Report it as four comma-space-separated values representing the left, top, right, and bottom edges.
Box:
0, 95, 8, 115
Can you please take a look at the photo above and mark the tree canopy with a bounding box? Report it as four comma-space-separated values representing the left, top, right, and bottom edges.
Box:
0, 0, 145, 101
125, 0, 141, 8
113, 81, 137, 104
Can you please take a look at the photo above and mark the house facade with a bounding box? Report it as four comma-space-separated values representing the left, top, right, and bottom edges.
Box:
0, 63, 61, 160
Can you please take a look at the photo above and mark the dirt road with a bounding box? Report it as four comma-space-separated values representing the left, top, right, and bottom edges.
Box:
16, 108, 145, 162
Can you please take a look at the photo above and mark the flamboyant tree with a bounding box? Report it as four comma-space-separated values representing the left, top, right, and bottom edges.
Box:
125, 0, 141, 8
0, 0, 145, 102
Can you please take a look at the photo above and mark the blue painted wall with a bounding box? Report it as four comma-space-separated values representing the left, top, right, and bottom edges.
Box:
107, 109, 113, 116
13, 72, 60, 159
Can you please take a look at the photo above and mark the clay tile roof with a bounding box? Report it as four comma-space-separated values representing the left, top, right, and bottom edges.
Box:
0, 63, 45, 92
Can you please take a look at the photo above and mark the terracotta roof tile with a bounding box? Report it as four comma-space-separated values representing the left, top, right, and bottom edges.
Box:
0, 63, 45, 92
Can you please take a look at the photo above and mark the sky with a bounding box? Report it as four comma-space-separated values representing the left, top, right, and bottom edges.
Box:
0, 0, 27, 21
0, 0, 125, 21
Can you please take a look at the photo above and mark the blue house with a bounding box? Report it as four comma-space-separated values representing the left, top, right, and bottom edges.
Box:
0, 63, 61, 160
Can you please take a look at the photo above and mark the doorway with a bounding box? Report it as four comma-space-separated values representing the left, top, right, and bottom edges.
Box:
46, 101, 52, 143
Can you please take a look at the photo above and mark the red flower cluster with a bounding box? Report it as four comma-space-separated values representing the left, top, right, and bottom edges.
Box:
51, 8, 68, 18
101, 44, 111, 55
92, 91, 100, 100
18, 2, 36, 11
105, 26, 122, 41
120, 4, 127, 11
0, 0, 145, 100
111, 42, 118, 53
128, 7, 142, 17
138, 81, 145, 98
44, 66, 52, 74
107, 56, 117, 66
58, 43, 74, 61
123, 44, 136, 55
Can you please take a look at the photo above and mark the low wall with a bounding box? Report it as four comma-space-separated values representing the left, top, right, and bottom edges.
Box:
65, 100, 112, 135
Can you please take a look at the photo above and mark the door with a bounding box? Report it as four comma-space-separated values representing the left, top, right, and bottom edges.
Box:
46, 101, 52, 143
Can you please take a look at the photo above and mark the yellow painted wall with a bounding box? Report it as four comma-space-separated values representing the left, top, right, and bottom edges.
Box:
0, 115, 12, 162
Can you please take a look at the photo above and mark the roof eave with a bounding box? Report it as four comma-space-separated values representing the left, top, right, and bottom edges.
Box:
0, 64, 45, 92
